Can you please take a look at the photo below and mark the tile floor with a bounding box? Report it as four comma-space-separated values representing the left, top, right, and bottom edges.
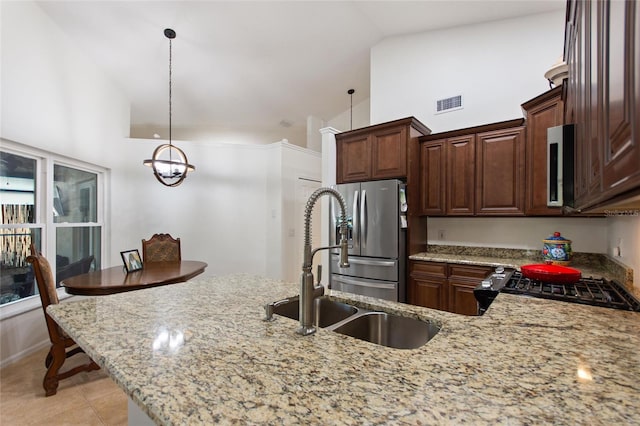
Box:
0, 347, 127, 425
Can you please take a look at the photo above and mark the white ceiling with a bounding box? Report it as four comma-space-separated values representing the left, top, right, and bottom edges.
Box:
36, 0, 566, 141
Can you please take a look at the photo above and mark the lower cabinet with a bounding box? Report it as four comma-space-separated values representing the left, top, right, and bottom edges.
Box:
408, 261, 447, 310
409, 260, 492, 316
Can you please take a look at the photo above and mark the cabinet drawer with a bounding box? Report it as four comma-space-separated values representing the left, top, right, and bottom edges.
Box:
410, 261, 447, 276
449, 264, 492, 280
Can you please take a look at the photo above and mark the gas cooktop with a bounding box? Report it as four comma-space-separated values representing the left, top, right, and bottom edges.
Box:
502, 271, 640, 312
474, 268, 640, 314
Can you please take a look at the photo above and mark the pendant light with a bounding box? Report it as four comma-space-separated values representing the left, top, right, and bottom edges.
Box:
143, 28, 195, 187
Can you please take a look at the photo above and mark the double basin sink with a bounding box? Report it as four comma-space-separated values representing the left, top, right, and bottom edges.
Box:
269, 296, 440, 349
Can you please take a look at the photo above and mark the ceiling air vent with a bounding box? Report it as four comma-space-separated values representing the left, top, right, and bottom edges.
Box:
435, 95, 463, 114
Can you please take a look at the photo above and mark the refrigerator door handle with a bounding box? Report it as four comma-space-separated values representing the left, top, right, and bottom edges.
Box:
352, 190, 359, 250
360, 189, 367, 249
346, 258, 395, 267
332, 276, 396, 290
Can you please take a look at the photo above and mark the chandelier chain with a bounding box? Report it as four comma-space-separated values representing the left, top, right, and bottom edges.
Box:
168, 37, 173, 162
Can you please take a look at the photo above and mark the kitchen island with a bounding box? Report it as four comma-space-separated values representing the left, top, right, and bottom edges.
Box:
47, 274, 640, 425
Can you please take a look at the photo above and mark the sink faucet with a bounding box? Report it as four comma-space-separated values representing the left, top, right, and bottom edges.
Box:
298, 187, 350, 336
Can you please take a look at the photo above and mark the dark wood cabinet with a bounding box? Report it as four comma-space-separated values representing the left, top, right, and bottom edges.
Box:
336, 134, 370, 183
370, 126, 408, 179
448, 264, 493, 316
447, 135, 476, 215
336, 117, 430, 184
419, 140, 446, 215
475, 127, 526, 215
565, 0, 640, 211
408, 260, 492, 316
408, 261, 447, 311
419, 119, 525, 216
521, 86, 565, 215
600, 0, 640, 201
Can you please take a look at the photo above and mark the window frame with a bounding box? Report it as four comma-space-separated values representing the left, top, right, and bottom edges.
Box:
0, 139, 109, 319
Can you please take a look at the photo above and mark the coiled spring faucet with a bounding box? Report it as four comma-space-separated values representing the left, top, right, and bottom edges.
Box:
298, 187, 350, 335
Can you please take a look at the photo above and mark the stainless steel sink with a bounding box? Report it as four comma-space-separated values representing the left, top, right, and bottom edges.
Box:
332, 312, 440, 349
267, 296, 439, 349
271, 296, 359, 328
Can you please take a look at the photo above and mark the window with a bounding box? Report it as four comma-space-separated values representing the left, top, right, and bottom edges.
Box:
1, 141, 106, 309
0, 151, 41, 305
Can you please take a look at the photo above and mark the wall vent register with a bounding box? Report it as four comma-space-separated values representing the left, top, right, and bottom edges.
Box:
436, 95, 463, 113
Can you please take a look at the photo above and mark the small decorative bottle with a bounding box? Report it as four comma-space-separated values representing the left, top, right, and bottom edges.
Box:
542, 232, 573, 265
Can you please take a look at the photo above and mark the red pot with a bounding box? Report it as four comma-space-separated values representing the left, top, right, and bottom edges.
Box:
520, 263, 582, 283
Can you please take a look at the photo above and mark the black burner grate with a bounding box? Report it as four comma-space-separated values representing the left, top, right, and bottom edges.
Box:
503, 271, 640, 312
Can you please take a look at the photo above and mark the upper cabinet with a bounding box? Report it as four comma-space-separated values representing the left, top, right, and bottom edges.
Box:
521, 86, 565, 215
336, 117, 431, 184
565, 0, 640, 211
419, 119, 525, 216
475, 126, 526, 215
336, 133, 371, 183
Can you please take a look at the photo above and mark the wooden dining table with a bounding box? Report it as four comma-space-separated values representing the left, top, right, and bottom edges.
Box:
61, 260, 208, 296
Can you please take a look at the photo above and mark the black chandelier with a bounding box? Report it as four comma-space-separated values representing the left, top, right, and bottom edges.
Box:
143, 28, 195, 187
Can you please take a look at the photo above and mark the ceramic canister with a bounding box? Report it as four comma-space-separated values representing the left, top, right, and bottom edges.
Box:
542, 232, 573, 265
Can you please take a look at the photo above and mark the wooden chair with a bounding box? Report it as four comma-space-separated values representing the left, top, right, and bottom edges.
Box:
141, 233, 181, 263
26, 244, 99, 396
56, 254, 94, 285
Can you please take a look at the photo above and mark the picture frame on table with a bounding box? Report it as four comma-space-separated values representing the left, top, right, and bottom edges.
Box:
120, 249, 143, 273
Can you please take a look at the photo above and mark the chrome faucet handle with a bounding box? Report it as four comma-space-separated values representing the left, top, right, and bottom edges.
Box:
316, 264, 322, 285
264, 296, 298, 321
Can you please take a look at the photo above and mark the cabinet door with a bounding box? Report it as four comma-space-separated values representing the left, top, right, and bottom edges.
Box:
408, 261, 447, 310
569, 0, 590, 205
420, 140, 446, 215
448, 280, 480, 316
410, 276, 447, 311
371, 126, 407, 179
475, 127, 526, 215
448, 264, 492, 316
601, 0, 640, 198
446, 135, 475, 215
336, 134, 370, 183
586, 0, 602, 198
524, 89, 565, 215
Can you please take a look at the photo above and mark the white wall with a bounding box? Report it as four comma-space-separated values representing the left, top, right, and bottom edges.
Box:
281, 145, 322, 283
262, 140, 322, 284
426, 217, 608, 254
606, 216, 640, 288
370, 11, 565, 131
0, 1, 321, 366
327, 98, 371, 133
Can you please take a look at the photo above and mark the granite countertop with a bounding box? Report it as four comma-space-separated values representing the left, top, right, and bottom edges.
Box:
47, 274, 640, 425
409, 245, 635, 295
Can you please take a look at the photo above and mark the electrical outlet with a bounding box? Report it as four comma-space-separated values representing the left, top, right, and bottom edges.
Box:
615, 237, 622, 257
438, 230, 446, 240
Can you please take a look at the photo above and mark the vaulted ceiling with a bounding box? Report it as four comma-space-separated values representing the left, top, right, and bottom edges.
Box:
37, 1, 565, 143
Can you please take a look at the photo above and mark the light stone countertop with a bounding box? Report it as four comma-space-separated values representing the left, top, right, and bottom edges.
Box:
47, 274, 640, 425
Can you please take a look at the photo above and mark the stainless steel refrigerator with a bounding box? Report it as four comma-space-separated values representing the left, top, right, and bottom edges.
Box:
329, 179, 407, 302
